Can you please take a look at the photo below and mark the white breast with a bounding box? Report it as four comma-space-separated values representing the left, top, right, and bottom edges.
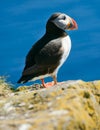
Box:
53, 35, 71, 75
60, 35, 71, 65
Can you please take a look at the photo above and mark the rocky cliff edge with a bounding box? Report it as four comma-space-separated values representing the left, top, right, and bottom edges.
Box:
0, 78, 100, 130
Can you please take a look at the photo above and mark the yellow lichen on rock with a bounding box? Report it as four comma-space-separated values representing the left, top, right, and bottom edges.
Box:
0, 79, 100, 130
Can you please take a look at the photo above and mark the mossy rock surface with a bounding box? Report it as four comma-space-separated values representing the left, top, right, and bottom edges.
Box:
0, 78, 100, 130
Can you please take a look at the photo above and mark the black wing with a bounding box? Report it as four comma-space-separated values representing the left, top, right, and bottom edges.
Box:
24, 33, 57, 70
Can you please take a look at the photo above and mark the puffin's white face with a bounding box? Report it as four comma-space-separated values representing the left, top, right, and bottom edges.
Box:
52, 13, 78, 31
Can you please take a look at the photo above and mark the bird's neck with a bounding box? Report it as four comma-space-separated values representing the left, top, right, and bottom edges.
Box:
46, 22, 67, 38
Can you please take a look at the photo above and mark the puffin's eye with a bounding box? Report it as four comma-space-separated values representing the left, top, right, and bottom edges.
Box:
62, 16, 66, 20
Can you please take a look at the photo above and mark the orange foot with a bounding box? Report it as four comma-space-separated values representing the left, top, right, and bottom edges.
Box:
43, 82, 54, 88
44, 81, 64, 87
41, 79, 56, 88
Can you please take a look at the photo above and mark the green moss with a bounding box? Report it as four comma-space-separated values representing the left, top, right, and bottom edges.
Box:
83, 91, 90, 98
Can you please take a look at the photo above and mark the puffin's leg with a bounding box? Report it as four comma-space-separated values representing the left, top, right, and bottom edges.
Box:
41, 78, 55, 88
52, 75, 57, 85
41, 79, 46, 87
53, 75, 64, 84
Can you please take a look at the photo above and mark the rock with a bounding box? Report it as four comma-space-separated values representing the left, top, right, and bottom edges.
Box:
0, 78, 100, 130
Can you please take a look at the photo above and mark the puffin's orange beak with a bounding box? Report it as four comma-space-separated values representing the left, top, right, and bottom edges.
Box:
67, 17, 78, 30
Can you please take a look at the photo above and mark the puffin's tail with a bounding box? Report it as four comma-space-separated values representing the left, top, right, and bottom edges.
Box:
17, 76, 27, 84
17, 75, 32, 84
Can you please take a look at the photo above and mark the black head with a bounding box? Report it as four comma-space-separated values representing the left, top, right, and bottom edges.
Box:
46, 12, 78, 33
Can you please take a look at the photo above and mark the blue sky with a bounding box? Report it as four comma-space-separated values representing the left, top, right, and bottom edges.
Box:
0, 0, 100, 86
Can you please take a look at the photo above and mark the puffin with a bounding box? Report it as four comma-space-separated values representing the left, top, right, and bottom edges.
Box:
17, 12, 78, 87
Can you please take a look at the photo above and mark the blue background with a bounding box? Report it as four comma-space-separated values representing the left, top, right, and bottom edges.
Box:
0, 0, 100, 87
